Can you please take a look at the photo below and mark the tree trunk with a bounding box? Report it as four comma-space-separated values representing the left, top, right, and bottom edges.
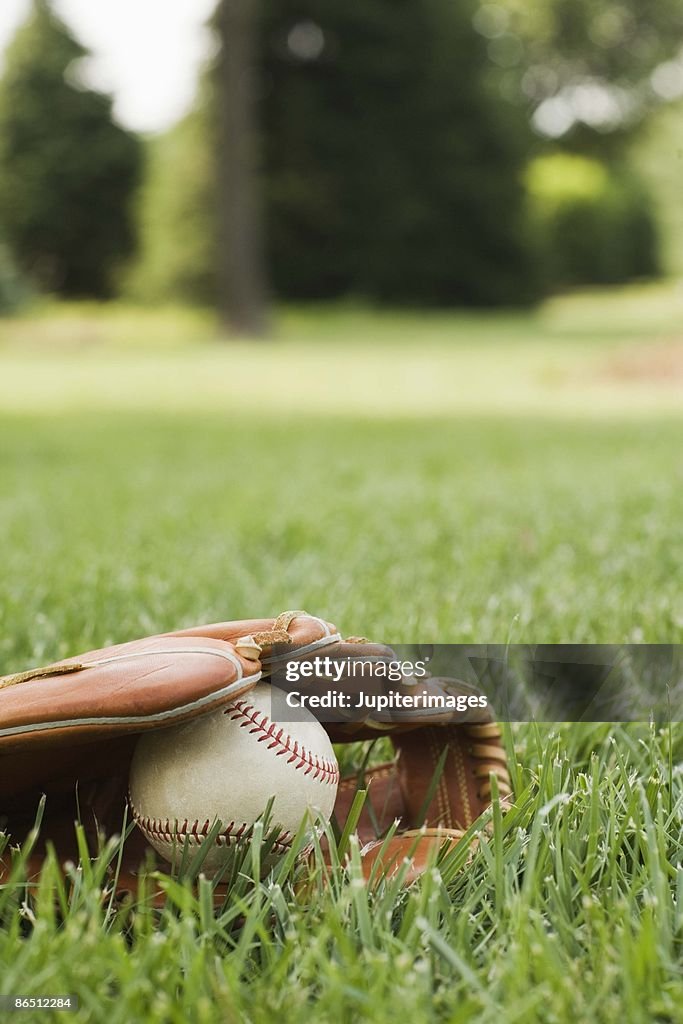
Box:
214, 0, 268, 337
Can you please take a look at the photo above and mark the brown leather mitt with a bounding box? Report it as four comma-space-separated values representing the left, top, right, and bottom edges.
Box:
164, 616, 513, 879
332, 716, 512, 881
0, 611, 512, 888
166, 619, 513, 878
0, 612, 342, 883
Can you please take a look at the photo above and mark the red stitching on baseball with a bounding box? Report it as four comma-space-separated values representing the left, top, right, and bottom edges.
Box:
128, 702, 337, 849
225, 700, 339, 786
129, 797, 294, 852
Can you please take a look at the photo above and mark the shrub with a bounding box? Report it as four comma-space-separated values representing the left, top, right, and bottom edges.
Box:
526, 153, 659, 288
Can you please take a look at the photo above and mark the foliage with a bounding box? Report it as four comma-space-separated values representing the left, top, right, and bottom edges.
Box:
0, 242, 30, 315
526, 153, 659, 285
631, 99, 683, 277
131, 0, 542, 307
259, 0, 540, 306
0, 0, 140, 297
127, 108, 215, 305
494, 0, 683, 142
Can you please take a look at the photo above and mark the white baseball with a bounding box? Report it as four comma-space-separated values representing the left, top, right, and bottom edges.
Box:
128, 684, 339, 873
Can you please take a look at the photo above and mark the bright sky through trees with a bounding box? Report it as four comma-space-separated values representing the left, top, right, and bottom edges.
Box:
0, 0, 217, 132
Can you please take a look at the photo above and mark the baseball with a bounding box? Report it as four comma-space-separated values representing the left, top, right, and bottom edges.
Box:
128, 684, 339, 873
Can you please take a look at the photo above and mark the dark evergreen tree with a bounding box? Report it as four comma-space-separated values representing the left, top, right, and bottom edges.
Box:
0, 0, 140, 297
261, 0, 539, 304
133, 0, 542, 307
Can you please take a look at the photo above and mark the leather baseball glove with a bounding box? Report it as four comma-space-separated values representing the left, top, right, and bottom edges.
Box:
0, 611, 512, 889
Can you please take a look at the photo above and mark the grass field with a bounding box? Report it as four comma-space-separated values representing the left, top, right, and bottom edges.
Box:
1, 285, 682, 1021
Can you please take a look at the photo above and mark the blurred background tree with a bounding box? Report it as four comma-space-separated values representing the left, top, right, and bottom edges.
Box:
0, 0, 140, 298
525, 154, 658, 287
631, 98, 683, 278
133, 0, 541, 313
127, 104, 215, 307
260, 0, 538, 306
0, 242, 30, 314
476, 0, 683, 288
1, 0, 682, 319
214, 0, 269, 334
131, 0, 683, 316
493, 0, 683, 147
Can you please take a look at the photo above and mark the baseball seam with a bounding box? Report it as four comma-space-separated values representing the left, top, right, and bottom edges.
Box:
225, 699, 340, 786
130, 806, 293, 852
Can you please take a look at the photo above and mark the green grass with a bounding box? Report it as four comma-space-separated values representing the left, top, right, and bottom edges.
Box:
0, 280, 682, 419
1, 726, 682, 1023
0, 287, 682, 1021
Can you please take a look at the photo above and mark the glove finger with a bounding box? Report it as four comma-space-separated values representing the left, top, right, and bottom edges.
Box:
391, 723, 512, 832
165, 610, 342, 663
0, 635, 259, 757
359, 829, 467, 885
334, 761, 405, 846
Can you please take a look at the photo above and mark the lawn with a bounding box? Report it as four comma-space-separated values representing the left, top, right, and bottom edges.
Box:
0, 285, 682, 1022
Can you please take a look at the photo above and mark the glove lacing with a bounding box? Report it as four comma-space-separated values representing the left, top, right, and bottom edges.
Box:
247, 609, 308, 648
0, 662, 85, 689
464, 721, 512, 801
